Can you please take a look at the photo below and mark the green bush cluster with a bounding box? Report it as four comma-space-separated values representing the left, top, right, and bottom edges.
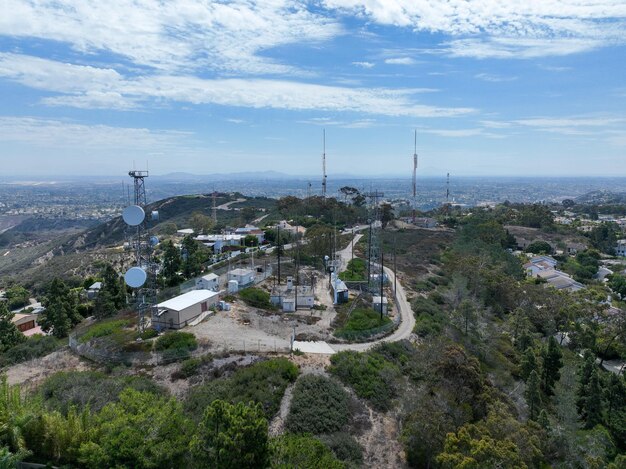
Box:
286, 375, 351, 434
154, 332, 198, 361
0, 335, 62, 367
239, 287, 274, 309
329, 349, 401, 411
412, 296, 447, 337
38, 371, 165, 414
338, 258, 367, 281
335, 307, 392, 338
319, 432, 364, 466
79, 319, 132, 343
184, 358, 298, 421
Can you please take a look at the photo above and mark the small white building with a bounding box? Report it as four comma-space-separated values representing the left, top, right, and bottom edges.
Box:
196, 273, 220, 291
177, 228, 194, 236
228, 268, 255, 288
154, 289, 219, 330
372, 296, 389, 315
616, 240, 626, 257
86, 282, 102, 300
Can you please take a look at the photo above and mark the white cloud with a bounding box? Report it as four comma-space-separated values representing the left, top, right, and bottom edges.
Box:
352, 61, 375, 68
384, 57, 416, 65
0, 53, 474, 117
424, 128, 486, 138
443, 37, 604, 59
0, 0, 342, 75
323, 0, 626, 57
474, 73, 517, 82
0, 116, 193, 149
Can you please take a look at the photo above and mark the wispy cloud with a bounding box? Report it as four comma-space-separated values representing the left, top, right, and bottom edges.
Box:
0, 116, 193, 149
324, 0, 626, 58
0, 53, 473, 117
352, 61, 375, 68
385, 57, 416, 65
0, 0, 342, 75
474, 73, 517, 82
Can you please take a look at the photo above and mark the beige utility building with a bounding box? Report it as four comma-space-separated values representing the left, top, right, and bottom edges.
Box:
154, 290, 219, 330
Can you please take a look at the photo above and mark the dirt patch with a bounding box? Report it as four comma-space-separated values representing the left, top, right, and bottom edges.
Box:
357, 407, 407, 468
5, 348, 94, 391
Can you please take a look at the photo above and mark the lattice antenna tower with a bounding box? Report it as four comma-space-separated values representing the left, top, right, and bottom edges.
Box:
363, 189, 385, 295
212, 190, 217, 223
123, 170, 157, 333
446, 172, 450, 214
412, 129, 418, 223
322, 129, 327, 197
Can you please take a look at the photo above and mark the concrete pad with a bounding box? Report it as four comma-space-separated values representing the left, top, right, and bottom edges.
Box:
292, 340, 336, 354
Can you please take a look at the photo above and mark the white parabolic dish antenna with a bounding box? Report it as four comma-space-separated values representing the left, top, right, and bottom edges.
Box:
122, 205, 145, 226
125, 267, 147, 288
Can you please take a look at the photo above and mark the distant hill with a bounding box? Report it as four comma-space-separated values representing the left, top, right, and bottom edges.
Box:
575, 190, 626, 205
0, 193, 277, 290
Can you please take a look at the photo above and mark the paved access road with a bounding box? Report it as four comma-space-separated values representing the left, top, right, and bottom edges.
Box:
330, 233, 415, 352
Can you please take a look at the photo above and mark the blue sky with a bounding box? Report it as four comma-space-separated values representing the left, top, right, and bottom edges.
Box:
0, 0, 625, 177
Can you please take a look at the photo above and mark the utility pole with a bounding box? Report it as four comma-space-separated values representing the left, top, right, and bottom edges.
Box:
393, 236, 397, 299
277, 225, 281, 285
367, 220, 372, 285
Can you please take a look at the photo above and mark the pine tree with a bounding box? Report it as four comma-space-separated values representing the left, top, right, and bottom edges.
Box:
101, 264, 125, 310
525, 370, 542, 421
161, 240, 182, 286
537, 409, 550, 430
576, 350, 596, 415
0, 301, 26, 352
520, 347, 538, 381
580, 368, 604, 429
541, 336, 563, 395
40, 278, 81, 338
604, 373, 626, 439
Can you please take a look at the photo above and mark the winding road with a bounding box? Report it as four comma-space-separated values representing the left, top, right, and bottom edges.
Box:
329, 233, 415, 352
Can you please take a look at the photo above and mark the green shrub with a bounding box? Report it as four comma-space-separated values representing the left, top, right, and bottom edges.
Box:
239, 287, 274, 309
39, 371, 165, 414
286, 375, 351, 434
329, 350, 401, 411
319, 432, 364, 465
270, 434, 345, 469
180, 358, 202, 378
0, 335, 62, 366
139, 328, 159, 340
335, 308, 392, 336
338, 258, 367, 281
184, 358, 298, 421
79, 319, 132, 343
154, 332, 198, 361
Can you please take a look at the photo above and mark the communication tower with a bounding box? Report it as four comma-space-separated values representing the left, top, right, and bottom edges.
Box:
322, 129, 327, 197
412, 130, 418, 223
363, 190, 385, 295
445, 172, 450, 214
211, 191, 217, 223
123, 170, 158, 332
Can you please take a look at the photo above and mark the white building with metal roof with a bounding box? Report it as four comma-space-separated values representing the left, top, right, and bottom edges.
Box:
154, 289, 219, 330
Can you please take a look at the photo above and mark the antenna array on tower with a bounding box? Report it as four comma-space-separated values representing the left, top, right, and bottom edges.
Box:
123, 170, 158, 333
322, 129, 327, 197
412, 129, 418, 223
